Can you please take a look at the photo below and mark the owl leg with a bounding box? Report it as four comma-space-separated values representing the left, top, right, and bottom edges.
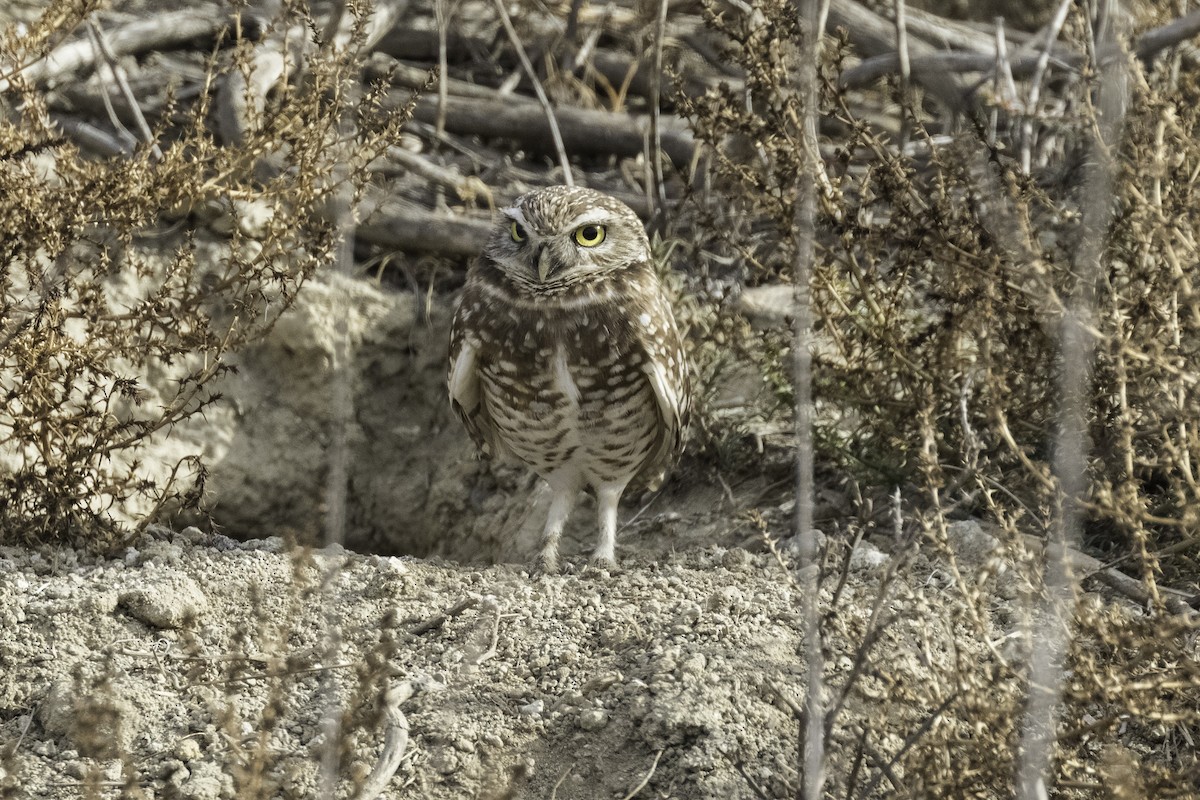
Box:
592, 483, 626, 567
537, 480, 579, 573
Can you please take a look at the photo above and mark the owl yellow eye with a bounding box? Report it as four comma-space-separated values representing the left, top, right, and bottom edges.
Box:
573, 224, 606, 247
510, 221, 526, 243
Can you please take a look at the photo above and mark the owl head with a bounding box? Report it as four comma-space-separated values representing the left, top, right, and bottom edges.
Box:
484, 186, 650, 293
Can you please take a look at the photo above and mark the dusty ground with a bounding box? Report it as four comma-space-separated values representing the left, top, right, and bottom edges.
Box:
0, 518, 1011, 800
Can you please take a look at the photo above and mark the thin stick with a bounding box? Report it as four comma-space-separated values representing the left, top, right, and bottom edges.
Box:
410, 594, 480, 635
317, 22, 362, 789
893, 0, 912, 148
434, 0, 449, 139
987, 17, 1008, 148
490, 0, 574, 185
1020, 0, 1071, 174
648, 0, 669, 216
86, 20, 162, 159
354, 682, 414, 800
620, 749, 664, 800
793, 0, 824, 798
549, 763, 575, 800
1015, 14, 1128, 799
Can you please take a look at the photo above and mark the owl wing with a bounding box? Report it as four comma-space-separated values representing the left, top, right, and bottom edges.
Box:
448, 286, 502, 459
631, 285, 692, 489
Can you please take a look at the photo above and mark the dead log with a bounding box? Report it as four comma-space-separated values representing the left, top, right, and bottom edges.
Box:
398, 93, 696, 168
1, 10, 236, 92
356, 197, 493, 256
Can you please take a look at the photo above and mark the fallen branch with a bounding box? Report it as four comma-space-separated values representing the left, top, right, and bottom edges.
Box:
356, 198, 493, 257
840, 8, 1200, 90
400, 93, 696, 168
827, 0, 975, 113
1, 10, 235, 92
364, 53, 498, 100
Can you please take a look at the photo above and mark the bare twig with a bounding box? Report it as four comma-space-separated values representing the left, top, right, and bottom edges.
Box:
648, 0, 670, 216
409, 594, 480, 635
1019, 0, 1072, 173
354, 681, 414, 800
988, 16, 1016, 147
490, 0, 574, 185
434, 0, 450, 139
85, 20, 162, 159
1016, 13, 1128, 798
855, 692, 960, 799
620, 749, 665, 800
549, 763, 575, 800
793, 1, 824, 796
893, 0, 912, 147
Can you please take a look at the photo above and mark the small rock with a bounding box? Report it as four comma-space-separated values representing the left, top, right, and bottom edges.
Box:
427, 745, 460, 775
581, 672, 621, 695
119, 571, 208, 629
174, 737, 203, 763
675, 602, 702, 626
518, 699, 544, 716
848, 541, 888, 571
947, 520, 1000, 568
135, 540, 184, 565
721, 548, 751, 570
706, 586, 743, 612
679, 654, 708, 682
578, 709, 609, 731
178, 527, 207, 544
178, 761, 229, 800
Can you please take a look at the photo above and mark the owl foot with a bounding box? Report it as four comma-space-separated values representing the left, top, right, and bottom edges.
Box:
535, 547, 561, 575
588, 552, 618, 573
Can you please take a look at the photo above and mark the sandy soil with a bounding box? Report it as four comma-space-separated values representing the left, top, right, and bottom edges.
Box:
0, 521, 999, 800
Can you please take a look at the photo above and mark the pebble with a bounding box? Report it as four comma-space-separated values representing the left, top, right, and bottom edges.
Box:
947, 520, 1000, 568
578, 709, 609, 731
518, 699, 544, 716
848, 541, 889, 571
178, 761, 227, 800
119, 571, 208, 629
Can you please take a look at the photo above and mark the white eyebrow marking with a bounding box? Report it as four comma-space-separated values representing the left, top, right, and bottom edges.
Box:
503, 206, 528, 227
563, 209, 609, 228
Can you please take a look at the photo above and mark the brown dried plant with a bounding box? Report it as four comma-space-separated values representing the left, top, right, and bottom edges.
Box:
0, 1, 415, 547
682, 0, 1200, 794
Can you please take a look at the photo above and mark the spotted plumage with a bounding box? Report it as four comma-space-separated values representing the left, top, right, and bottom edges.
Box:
448, 185, 691, 571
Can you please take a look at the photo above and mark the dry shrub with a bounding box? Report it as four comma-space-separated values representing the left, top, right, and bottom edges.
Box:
682, 0, 1200, 792
686, 0, 1199, 592
0, 1, 414, 546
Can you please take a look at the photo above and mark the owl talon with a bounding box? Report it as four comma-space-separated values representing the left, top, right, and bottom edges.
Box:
589, 552, 618, 572
535, 550, 561, 575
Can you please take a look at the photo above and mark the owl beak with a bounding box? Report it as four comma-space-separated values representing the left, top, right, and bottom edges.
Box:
535, 244, 552, 282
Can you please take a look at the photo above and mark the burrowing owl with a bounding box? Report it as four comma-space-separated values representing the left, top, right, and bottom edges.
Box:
448, 186, 691, 571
